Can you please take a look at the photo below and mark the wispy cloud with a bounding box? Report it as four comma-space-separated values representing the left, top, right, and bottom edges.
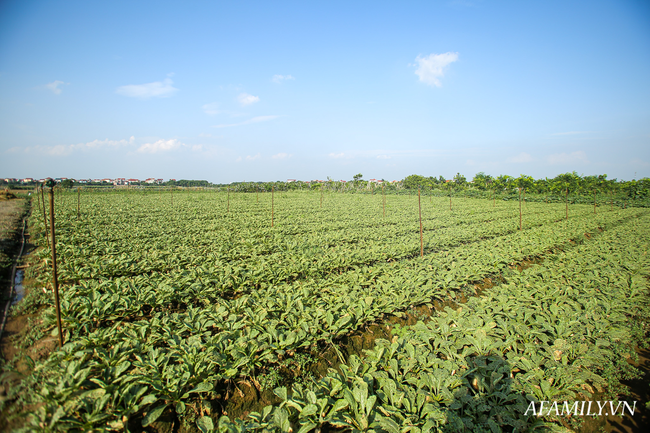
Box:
202, 102, 221, 115
246, 153, 261, 161
45, 80, 68, 95
506, 152, 533, 163
272, 74, 295, 84
377, 154, 391, 159
116, 77, 178, 99
8, 136, 135, 156
551, 131, 591, 136
212, 115, 280, 128
547, 151, 588, 165
272, 152, 291, 160
237, 92, 260, 106
414, 52, 459, 87
136, 138, 186, 153
329, 152, 346, 159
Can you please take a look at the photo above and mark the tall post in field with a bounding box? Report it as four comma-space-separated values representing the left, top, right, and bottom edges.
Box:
41, 186, 50, 249
519, 188, 522, 231
418, 189, 423, 257
48, 184, 64, 348
565, 188, 568, 220
77, 187, 80, 220
271, 186, 275, 227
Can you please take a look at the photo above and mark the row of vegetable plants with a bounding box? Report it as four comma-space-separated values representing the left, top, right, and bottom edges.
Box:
8, 190, 645, 430
218, 212, 650, 432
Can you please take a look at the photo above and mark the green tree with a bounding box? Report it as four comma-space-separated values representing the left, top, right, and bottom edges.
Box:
61, 179, 74, 189
453, 173, 467, 187
472, 172, 493, 190
402, 174, 429, 189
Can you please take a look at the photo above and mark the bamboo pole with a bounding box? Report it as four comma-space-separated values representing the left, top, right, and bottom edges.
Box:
418, 189, 423, 257
519, 188, 522, 231
271, 186, 275, 227
565, 188, 568, 220
41, 186, 50, 248
49, 187, 64, 348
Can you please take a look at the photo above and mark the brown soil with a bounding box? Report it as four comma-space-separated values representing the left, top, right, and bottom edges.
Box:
578, 347, 650, 433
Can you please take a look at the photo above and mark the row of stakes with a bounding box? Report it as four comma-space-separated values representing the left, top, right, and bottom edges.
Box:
35, 181, 619, 348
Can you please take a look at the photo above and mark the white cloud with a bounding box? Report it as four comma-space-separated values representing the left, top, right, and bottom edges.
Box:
377, 154, 391, 159
136, 138, 186, 153
236, 156, 243, 162
272, 152, 291, 160
506, 152, 533, 163
237, 93, 260, 106
116, 77, 178, 99
414, 52, 459, 87
45, 80, 68, 95
212, 115, 280, 128
202, 103, 221, 115
547, 151, 588, 165
246, 153, 261, 161
329, 152, 345, 158
12, 136, 135, 156
272, 74, 295, 83
191, 144, 203, 151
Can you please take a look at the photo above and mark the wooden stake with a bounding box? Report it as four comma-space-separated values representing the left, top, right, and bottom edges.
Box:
418, 189, 423, 257
519, 188, 522, 231
41, 186, 50, 249
271, 186, 275, 227
565, 188, 568, 220
49, 187, 64, 348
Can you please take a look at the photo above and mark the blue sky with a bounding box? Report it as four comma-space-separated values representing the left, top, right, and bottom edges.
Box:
1, 0, 649, 183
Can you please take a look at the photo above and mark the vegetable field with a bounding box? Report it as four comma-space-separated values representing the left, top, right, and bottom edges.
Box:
8, 189, 650, 432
